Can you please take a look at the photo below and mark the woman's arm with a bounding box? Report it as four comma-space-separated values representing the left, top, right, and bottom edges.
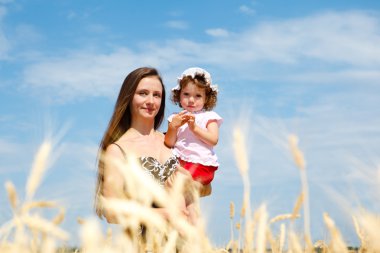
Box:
101, 144, 126, 223
199, 183, 212, 197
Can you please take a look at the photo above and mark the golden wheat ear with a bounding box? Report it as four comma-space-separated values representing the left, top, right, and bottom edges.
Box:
5, 181, 19, 210
26, 141, 52, 200
323, 212, 349, 253
288, 134, 311, 242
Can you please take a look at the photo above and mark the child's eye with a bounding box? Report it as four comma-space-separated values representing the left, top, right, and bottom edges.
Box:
183, 92, 189, 96
196, 94, 203, 98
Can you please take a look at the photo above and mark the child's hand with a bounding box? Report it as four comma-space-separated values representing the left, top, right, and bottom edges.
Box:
186, 114, 196, 131
170, 111, 191, 129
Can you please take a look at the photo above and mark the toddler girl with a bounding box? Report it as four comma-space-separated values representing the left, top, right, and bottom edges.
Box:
165, 67, 222, 195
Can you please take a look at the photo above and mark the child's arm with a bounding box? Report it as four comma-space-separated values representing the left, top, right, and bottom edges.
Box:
164, 111, 190, 147
164, 123, 179, 148
188, 118, 219, 146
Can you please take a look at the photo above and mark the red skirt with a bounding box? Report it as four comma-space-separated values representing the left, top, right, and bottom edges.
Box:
179, 159, 218, 185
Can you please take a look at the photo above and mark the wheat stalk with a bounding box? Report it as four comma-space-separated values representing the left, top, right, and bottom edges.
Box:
161, 231, 178, 253
21, 201, 57, 214
26, 141, 52, 200
289, 231, 303, 253
323, 212, 348, 253
233, 127, 249, 175
270, 213, 300, 224
279, 223, 285, 253
229, 201, 235, 244
267, 228, 277, 253
5, 181, 19, 210
233, 126, 252, 251
51, 207, 65, 225
355, 210, 380, 252
20, 214, 69, 241
352, 215, 369, 253
80, 218, 104, 253
288, 134, 311, 242
255, 204, 268, 253
6, 124, 380, 253
288, 135, 305, 170
291, 192, 304, 220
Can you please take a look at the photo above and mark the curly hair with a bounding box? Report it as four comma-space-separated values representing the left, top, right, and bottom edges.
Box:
171, 74, 218, 111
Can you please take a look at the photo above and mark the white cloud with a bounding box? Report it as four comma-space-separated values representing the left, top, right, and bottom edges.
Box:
66, 10, 76, 20
239, 5, 255, 15
205, 28, 229, 37
20, 11, 380, 101
86, 23, 107, 33
0, 138, 20, 155
165, 20, 188, 29
203, 11, 380, 68
0, 6, 10, 59
0, 138, 36, 175
0, 5, 6, 18
0, 114, 11, 122
14, 24, 43, 44
21, 41, 203, 100
22, 48, 137, 100
287, 69, 380, 85
0, 0, 14, 4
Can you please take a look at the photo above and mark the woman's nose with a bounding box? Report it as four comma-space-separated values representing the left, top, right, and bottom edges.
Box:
146, 94, 154, 103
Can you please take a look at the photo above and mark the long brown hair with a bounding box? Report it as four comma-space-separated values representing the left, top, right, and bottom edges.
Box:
95, 67, 166, 217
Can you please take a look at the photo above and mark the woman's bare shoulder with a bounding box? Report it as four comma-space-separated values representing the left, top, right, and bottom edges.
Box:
155, 131, 165, 139
105, 143, 124, 158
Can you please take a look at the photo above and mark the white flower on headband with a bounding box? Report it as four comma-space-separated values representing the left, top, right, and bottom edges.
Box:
172, 67, 218, 92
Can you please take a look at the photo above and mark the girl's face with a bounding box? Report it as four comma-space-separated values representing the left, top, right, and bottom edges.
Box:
131, 76, 163, 120
179, 82, 206, 113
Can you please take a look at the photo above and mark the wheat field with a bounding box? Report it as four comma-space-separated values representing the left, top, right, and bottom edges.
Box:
0, 127, 378, 253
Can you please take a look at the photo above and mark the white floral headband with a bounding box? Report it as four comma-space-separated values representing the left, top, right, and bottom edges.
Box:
172, 67, 218, 93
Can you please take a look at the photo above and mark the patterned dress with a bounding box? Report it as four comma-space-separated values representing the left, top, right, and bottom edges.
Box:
112, 143, 178, 185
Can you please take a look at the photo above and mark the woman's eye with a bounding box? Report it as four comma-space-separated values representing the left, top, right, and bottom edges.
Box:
138, 91, 147, 96
154, 93, 161, 98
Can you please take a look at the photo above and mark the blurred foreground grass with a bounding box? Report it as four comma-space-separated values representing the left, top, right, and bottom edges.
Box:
1, 129, 379, 252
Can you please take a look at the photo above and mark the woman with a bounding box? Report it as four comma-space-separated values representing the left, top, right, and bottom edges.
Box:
94, 67, 189, 224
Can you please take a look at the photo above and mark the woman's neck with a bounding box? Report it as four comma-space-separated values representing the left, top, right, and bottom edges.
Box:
129, 121, 155, 136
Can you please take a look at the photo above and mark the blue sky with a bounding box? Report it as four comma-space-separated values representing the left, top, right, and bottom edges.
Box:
1, 0, 380, 247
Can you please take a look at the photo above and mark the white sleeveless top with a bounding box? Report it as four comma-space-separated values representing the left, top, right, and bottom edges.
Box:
168, 110, 223, 166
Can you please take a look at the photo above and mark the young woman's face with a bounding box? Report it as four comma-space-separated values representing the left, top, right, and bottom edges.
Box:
131, 76, 163, 120
179, 82, 206, 113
